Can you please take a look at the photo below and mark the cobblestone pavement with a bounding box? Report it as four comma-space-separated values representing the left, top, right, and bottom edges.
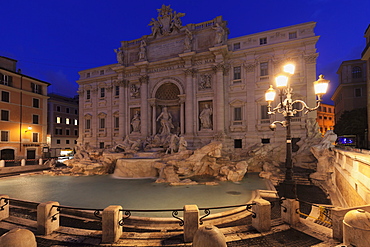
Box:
227, 228, 323, 247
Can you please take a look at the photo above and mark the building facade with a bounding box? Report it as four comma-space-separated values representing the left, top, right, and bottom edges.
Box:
362, 24, 370, 148
316, 103, 335, 136
0, 56, 49, 163
332, 59, 367, 123
47, 93, 79, 157
77, 6, 319, 150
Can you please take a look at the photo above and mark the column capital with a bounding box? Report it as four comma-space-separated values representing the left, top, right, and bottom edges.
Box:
178, 94, 186, 104
184, 68, 197, 77
139, 75, 149, 84
148, 98, 156, 107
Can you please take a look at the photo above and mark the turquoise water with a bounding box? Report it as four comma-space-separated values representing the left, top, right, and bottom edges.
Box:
0, 173, 267, 217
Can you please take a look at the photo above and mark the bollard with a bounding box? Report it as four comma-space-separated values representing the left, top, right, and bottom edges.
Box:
252, 199, 271, 232
0, 228, 37, 247
281, 198, 300, 226
102, 205, 123, 243
193, 225, 226, 247
0, 195, 10, 221
37, 201, 60, 235
0, 160, 4, 167
21, 159, 26, 166
343, 209, 370, 247
183, 204, 199, 243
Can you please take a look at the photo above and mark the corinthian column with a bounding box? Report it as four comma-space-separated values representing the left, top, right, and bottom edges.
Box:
139, 75, 149, 137
184, 69, 195, 136
214, 63, 225, 133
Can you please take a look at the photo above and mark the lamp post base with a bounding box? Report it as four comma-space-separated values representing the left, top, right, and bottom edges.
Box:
278, 180, 297, 199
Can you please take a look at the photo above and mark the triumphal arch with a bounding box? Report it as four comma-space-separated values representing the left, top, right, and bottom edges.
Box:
77, 5, 319, 150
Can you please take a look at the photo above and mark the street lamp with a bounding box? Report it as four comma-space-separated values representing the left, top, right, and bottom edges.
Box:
264, 64, 330, 199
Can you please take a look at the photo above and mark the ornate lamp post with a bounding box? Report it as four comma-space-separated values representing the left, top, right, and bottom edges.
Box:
265, 64, 330, 198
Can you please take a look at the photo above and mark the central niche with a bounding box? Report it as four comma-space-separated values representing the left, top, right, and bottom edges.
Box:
155, 82, 181, 134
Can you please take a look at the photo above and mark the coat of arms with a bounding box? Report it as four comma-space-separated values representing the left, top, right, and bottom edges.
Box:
148, 5, 185, 37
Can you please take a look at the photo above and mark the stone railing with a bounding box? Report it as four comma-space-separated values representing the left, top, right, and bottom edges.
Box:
0, 196, 271, 244
332, 148, 370, 206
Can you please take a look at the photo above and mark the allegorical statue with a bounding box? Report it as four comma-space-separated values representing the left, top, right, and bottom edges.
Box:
212, 23, 225, 45
131, 111, 141, 133
199, 104, 213, 129
184, 27, 193, 51
114, 47, 124, 64
138, 40, 147, 61
156, 107, 174, 136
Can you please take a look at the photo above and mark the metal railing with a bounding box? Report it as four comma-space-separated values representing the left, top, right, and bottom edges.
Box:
296, 199, 333, 227
119, 208, 185, 226
51, 205, 104, 221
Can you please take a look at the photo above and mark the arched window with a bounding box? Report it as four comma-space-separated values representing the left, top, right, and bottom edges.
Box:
352, 66, 362, 79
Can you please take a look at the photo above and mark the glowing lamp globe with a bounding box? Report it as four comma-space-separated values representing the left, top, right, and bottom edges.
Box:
265, 85, 276, 102
314, 74, 329, 95
275, 75, 289, 88
283, 64, 295, 75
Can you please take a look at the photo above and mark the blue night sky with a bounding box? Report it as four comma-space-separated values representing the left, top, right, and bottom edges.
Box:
1, 0, 369, 104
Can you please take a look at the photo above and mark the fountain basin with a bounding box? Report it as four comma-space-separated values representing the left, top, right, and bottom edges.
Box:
0, 173, 270, 217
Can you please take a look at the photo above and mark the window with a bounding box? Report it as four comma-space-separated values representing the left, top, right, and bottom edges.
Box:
55, 128, 62, 135
86, 73, 90, 78
114, 117, 119, 129
115, 86, 120, 96
234, 139, 242, 148
74, 140, 77, 144
324, 117, 327, 120
355, 88, 362, 97
74, 129, 78, 136
319, 116, 322, 119
31, 83, 42, 94
261, 105, 269, 119
352, 66, 362, 79
33, 98, 40, 108
1, 91, 9, 102
1, 110, 9, 121
289, 32, 297, 39
329, 117, 332, 120
259, 37, 267, 45
74, 109, 78, 114
328, 108, 332, 113
261, 138, 270, 144
66, 108, 70, 113
86, 90, 91, 100
99, 142, 105, 149
56, 139, 61, 144
234, 107, 242, 121
100, 70, 104, 75
56, 117, 61, 123
66, 140, 70, 144
32, 115, 39, 124
85, 119, 91, 129
0, 73, 13, 86
56, 106, 61, 112
74, 119, 78, 125
99, 118, 105, 129
32, 133, 39, 142
233, 66, 241, 81
233, 42, 240, 50
1, 131, 9, 142
323, 107, 327, 112
260, 62, 268, 76
66, 129, 70, 135
66, 118, 70, 125
100, 88, 105, 98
